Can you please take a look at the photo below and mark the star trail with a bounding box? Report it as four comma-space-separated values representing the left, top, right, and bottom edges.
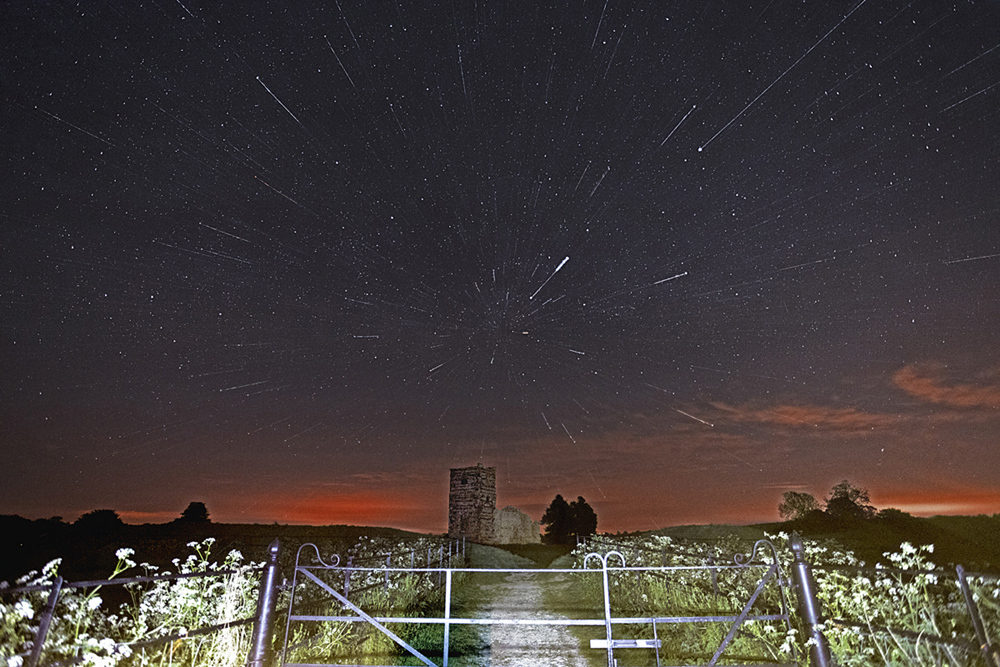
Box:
2, 0, 1000, 532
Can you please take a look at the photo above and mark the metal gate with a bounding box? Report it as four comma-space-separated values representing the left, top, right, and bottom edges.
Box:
277, 538, 799, 667
583, 542, 798, 667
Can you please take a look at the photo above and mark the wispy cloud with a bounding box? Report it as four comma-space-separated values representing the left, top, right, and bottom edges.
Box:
710, 402, 897, 432
893, 365, 1000, 409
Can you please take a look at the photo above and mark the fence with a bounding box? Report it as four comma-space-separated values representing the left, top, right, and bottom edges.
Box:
7, 532, 999, 666
2, 543, 270, 667
583, 532, 999, 667
278, 537, 800, 667
2, 537, 462, 667
808, 556, 999, 666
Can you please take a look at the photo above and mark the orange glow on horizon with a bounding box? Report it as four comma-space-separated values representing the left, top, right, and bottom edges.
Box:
103, 482, 999, 533
875, 488, 1000, 517
211, 488, 447, 533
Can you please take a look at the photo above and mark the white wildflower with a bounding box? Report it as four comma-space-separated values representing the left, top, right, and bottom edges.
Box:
14, 599, 34, 619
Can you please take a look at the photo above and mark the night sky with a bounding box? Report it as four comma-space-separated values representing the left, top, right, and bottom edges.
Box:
3, 1, 1000, 534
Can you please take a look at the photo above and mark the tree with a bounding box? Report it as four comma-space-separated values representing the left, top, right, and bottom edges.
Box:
75, 509, 124, 533
825, 480, 876, 519
179, 501, 210, 523
778, 491, 821, 520
876, 507, 912, 522
568, 496, 598, 542
540, 494, 571, 544
540, 494, 598, 544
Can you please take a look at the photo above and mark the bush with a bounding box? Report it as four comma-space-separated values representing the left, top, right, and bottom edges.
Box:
1, 539, 261, 667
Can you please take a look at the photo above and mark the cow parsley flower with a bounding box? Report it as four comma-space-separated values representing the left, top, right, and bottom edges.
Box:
14, 599, 34, 619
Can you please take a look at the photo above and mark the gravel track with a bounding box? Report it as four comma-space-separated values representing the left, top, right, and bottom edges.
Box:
457, 567, 591, 667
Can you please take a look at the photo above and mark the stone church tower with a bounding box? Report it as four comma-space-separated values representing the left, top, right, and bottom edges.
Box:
448, 463, 496, 543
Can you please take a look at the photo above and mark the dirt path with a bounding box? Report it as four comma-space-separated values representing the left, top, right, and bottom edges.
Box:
452, 550, 595, 667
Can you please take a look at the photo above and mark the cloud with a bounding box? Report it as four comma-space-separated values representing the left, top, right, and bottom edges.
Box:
711, 402, 897, 432
893, 365, 1000, 409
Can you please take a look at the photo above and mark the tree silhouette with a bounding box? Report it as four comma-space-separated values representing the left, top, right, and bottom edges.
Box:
540, 494, 571, 544
825, 480, 876, 519
568, 496, 598, 542
75, 509, 124, 533
540, 495, 598, 544
778, 491, 821, 520
179, 501, 210, 522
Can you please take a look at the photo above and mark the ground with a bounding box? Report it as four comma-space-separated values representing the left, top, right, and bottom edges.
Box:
448, 544, 602, 667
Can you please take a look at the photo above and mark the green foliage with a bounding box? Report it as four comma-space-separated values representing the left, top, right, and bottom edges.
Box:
571, 534, 796, 664
2, 534, 464, 667
7, 527, 998, 667
572, 532, 1000, 666
0, 539, 261, 667
804, 540, 1000, 666
494, 543, 573, 568
825, 480, 877, 519
779, 491, 821, 520
281, 534, 475, 666
875, 507, 913, 522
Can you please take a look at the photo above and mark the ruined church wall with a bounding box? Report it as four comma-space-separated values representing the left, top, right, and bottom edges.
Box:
493, 505, 541, 544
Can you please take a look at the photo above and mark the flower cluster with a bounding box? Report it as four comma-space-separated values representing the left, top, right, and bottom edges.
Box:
283, 535, 464, 665
1, 539, 261, 667
575, 531, 999, 666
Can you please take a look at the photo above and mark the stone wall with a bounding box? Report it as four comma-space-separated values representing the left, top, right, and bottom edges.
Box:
494, 505, 541, 544
448, 463, 496, 543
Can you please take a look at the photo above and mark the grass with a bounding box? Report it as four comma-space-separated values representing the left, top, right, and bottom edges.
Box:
491, 543, 574, 568
753, 513, 1000, 570
8, 516, 999, 666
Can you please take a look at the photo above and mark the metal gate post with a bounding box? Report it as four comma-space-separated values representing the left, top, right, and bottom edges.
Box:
25, 576, 63, 667
586, 551, 624, 667
708, 547, 719, 599
789, 533, 831, 667
385, 554, 391, 593
443, 569, 453, 667
956, 565, 1000, 666
248, 539, 281, 667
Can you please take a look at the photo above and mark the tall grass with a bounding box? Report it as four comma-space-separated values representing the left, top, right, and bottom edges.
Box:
279, 535, 475, 666
571, 534, 794, 665
1, 539, 260, 667
1, 535, 463, 667
573, 532, 1000, 666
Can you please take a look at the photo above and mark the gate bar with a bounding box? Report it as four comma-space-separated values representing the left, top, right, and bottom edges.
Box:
297, 567, 437, 667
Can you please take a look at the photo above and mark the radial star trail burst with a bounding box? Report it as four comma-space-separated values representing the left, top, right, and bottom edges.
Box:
2, 0, 1000, 531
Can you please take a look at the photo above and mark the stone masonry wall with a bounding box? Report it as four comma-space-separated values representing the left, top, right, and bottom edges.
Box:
448, 463, 496, 543
494, 505, 541, 544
